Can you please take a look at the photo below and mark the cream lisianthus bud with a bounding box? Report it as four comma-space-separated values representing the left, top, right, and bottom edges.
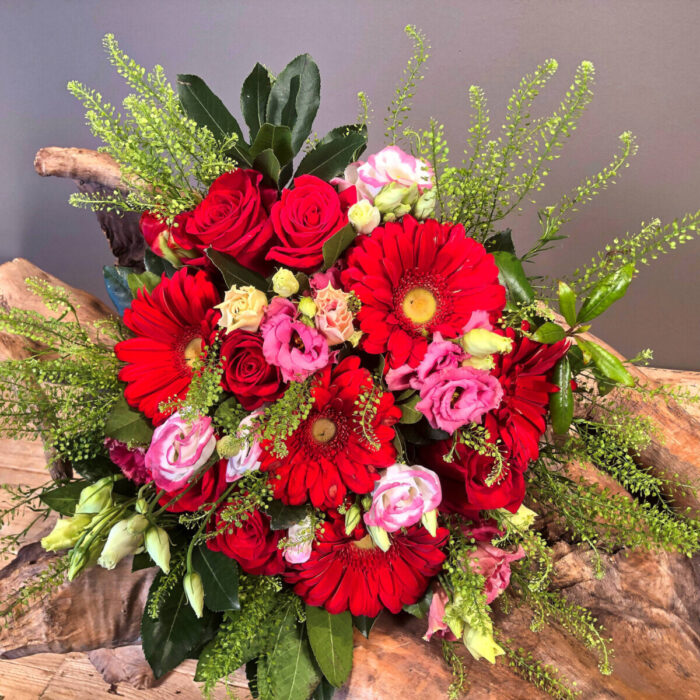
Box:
461, 354, 496, 371
463, 623, 505, 664
215, 285, 268, 332
75, 476, 114, 514
97, 519, 144, 570
367, 524, 391, 552
68, 535, 104, 581
145, 525, 171, 574
126, 513, 150, 535
184, 572, 205, 618
298, 296, 317, 318
498, 504, 537, 531
344, 503, 362, 535
421, 508, 438, 537
349, 330, 363, 347
41, 513, 93, 552
374, 182, 419, 219
460, 328, 513, 357
348, 199, 381, 234
413, 188, 436, 220
272, 269, 299, 298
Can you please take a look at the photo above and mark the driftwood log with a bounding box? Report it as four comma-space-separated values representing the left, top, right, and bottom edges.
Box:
0, 148, 699, 698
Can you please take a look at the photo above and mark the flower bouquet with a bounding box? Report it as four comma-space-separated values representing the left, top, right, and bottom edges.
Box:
1, 26, 699, 700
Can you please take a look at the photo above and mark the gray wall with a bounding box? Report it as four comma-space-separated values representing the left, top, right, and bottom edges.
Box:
1, 0, 698, 369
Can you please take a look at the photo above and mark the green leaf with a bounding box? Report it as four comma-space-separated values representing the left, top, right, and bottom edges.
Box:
295, 126, 367, 181
144, 248, 176, 278
484, 229, 515, 255
576, 338, 635, 388
40, 480, 87, 516
127, 271, 161, 297
252, 148, 281, 186
352, 613, 379, 639
104, 394, 154, 445
241, 63, 273, 141
577, 264, 634, 324
103, 265, 134, 316
493, 251, 535, 304
267, 500, 308, 530
204, 248, 268, 291
312, 677, 336, 700
530, 321, 566, 344
72, 454, 120, 481
266, 54, 321, 154
192, 545, 240, 612
267, 610, 320, 700
141, 574, 212, 679
250, 123, 294, 165
305, 605, 353, 687
403, 588, 433, 619
557, 281, 577, 327
549, 356, 574, 434
321, 224, 356, 271
399, 394, 423, 424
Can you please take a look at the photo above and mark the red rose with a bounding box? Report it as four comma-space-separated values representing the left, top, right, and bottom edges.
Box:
266, 175, 356, 272
220, 330, 286, 410
140, 210, 196, 264
207, 505, 285, 576
158, 459, 228, 513
182, 170, 277, 275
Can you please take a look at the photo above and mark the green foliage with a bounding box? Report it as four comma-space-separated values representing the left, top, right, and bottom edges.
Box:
104, 394, 153, 445
68, 34, 236, 222
321, 224, 356, 271
192, 545, 240, 612
305, 605, 353, 687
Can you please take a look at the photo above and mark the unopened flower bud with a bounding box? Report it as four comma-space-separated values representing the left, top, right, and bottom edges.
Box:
126, 513, 150, 535
367, 524, 391, 552
76, 476, 114, 514
421, 509, 438, 537
272, 268, 299, 298
41, 513, 93, 552
461, 355, 496, 371
145, 525, 171, 574
298, 296, 317, 318
498, 504, 537, 531
97, 519, 144, 570
344, 504, 362, 535
135, 498, 148, 514
374, 182, 419, 218
348, 330, 363, 347
413, 188, 436, 220
348, 200, 381, 234
216, 434, 240, 460
68, 536, 103, 581
184, 571, 205, 618
463, 623, 505, 664
460, 328, 513, 358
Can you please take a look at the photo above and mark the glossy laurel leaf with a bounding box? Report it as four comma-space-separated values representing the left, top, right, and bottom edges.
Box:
321, 224, 356, 271
493, 251, 535, 304
39, 480, 88, 516
205, 248, 268, 291
192, 544, 240, 612
241, 62, 273, 141
104, 394, 154, 445
576, 338, 635, 387
549, 356, 574, 434
305, 605, 354, 687
577, 264, 635, 323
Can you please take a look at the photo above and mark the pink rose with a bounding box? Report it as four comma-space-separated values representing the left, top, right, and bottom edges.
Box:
225, 412, 263, 483
314, 284, 355, 346
261, 299, 331, 382
332, 146, 434, 202
423, 583, 456, 642
145, 412, 217, 491
104, 438, 151, 485
364, 463, 442, 532
416, 367, 503, 434
467, 524, 525, 604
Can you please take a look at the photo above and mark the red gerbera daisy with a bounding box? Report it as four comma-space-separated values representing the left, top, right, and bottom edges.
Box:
259, 356, 401, 509
115, 268, 221, 424
341, 216, 505, 368
284, 515, 448, 617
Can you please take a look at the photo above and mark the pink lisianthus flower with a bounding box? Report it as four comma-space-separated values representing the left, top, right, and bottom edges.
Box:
333, 145, 433, 202
416, 367, 504, 434
423, 583, 457, 642
104, 438, 151, 485
145, 412, 217, 491
386, 333, 464, 392
467, 524, 525, 604
261, 298, 331, 382
314, 284, 355, 346
364, 463, 442, 532
461, 309, 494, 334
283, 515, 314, 564
225, 412, 263, 483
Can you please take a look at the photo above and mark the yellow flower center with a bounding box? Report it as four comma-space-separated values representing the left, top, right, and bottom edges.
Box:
311, 418, 337, 444
183, 337, 204, 369
402, 287, 437, 325
352, 534, 376, 550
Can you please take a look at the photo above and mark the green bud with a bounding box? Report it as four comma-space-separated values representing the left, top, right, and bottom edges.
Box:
184, 571, 205, 618
463, 622, 505, 664
126, 513, 150, 535
67, 535, 103, 581
460, 328, 513, 358
361, 495, 373, 511
421, 509, 438, 537
272, 268, 299, 298
367, 524, 391, 552
135, 498, 148, 514
75, 476, 114, 514
344, 504, 362, 535
298, 296, 317, 318
41, 513, 93, 552
374, 182, 419, 218
216, 434, 240, 459
145, 525, 171, 574
97, 519, 144, 570
498, 504, 537, 531
412, 188, 436, 220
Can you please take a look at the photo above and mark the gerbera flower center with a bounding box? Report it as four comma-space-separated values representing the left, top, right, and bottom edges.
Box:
311, 417, 337, 444
183, 336, 204, 368
402, 287, 437, 324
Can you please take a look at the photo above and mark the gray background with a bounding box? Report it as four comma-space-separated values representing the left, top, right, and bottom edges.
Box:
1, 0, 698, 369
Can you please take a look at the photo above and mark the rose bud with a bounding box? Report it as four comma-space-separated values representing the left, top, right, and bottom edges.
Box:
272, 268, 299, 298
215, 285, 268, 333
75, 476, 115, 514
184, 571, 205, 618
41, 513, 94, 552
97, 517, 145, 570
348, 199, 381, 234
145, 525, 171, 574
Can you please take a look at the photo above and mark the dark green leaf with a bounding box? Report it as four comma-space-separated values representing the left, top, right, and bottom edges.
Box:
142, 574, 213, 679
321, 224, 356, 271
241, 63, 273, 141
250, 123, 294, 165
352, 614, 379, 639
493, 251, 535, 304
403, 588, 433, 619
103, 265, 134, 316
252, 148, 281, 186
127, 271, 161, 297
567, 344, 585, 376
267, 501, 308, 530
577, 264, 635, 324
205, 249, 268, 291
295, 127, 367, 181
576, 338, 635, 388
104, 395, 154, 445
305, 605, 353, 688
144, 248, 176, 278
192, 544, 240, 612
40, 480, 87, 516
484, 229, 515, 255
132, 551, 155, 572
266, 54, 321, 154
295, 272, 310, 294
312, 677, 336, 700
399, 394, 423, 425
557, 280, 577, 327
549, 356, 574, 434
530, 322, 566, 344
72, 454, 121, 481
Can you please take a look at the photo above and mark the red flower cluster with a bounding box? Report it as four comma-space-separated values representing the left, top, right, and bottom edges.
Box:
158, 459, 228, 514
